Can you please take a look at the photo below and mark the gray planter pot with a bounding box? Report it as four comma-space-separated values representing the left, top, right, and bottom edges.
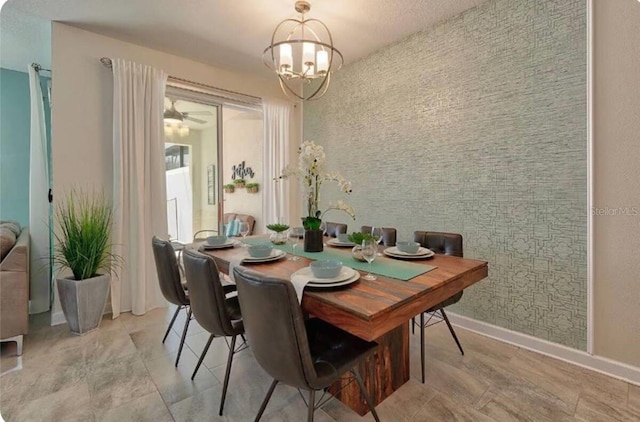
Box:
57, 274, 110, 335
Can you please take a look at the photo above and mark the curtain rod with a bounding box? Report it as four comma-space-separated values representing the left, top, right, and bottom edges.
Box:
31, 63, 51, 73
99, 57, 262, 102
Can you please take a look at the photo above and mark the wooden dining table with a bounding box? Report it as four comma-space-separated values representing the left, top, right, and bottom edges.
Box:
197, 239, 488, 416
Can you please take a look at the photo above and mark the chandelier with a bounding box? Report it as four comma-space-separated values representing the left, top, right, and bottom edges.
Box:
263, 1, 343, 101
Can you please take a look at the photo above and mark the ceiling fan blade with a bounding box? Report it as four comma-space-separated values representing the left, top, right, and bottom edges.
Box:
185, 116, 207, 124
183, 111, 213, 116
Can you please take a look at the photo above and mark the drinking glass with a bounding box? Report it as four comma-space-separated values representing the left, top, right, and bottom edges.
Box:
239, 221, 250, 246
371, 227, 383, 256
361, 239, 377, 280
288, 227, 303, 261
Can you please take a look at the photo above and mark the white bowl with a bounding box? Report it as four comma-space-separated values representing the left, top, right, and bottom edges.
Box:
206, 235, 228, 245
396, 241, 420, 254
248, 244, 273, 258
310, 260, 343, 278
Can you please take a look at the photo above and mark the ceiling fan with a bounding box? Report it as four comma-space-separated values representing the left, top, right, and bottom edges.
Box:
164, 99, 213, 125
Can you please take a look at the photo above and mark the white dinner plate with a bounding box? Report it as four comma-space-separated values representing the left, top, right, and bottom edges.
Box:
292, 266, 357, 284
200, 240, 240, 250
242, 249, 287, 263
326, 238, 356, 247
383, 247, 435, 259
307, 272, 360, 288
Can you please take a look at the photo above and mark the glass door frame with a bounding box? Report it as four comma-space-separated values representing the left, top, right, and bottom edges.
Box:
165, 86, 225, 235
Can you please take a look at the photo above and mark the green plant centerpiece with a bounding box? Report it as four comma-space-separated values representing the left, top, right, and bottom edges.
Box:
281, 140, 355, 252
348, 232, 375, 262
224, 183, 235, 193
53, 190, 121, 335
347, 232, 374, 245
266, 223, 290, 245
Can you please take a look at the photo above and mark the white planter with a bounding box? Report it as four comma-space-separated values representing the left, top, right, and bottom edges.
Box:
57, 274, 110, 335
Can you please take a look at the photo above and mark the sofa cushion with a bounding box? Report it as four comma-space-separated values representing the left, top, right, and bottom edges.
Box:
0, 220, 21, 237
224, 219, 241, 237
0, 227, 17, 261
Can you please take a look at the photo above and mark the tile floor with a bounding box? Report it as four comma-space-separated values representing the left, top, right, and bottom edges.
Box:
1, 307, 638, 421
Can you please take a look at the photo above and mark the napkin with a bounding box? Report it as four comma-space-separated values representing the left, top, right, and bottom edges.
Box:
290, 273, 314, 303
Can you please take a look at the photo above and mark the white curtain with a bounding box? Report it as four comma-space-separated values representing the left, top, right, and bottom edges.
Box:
111, 59, 168, 317
28, 66, 51, 314
262, 99, 292, 229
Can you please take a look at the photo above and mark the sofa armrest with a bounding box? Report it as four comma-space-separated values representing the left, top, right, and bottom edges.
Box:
0, 228, 30, 339
0, 228, 29, 273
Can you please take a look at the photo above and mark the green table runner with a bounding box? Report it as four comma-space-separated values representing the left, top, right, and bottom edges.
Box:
244, 238, 436, 281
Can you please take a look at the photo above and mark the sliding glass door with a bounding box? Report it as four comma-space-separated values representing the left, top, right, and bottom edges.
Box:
163, 96, 221, 242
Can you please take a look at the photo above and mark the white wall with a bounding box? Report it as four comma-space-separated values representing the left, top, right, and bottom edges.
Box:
593, 0, 640, 368
50, 23, 297, 317
222, 108, 264, 234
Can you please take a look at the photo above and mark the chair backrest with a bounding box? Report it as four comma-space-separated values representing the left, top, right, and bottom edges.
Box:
182, 248, 241, 336
361, 225, 397, 246
233, 266, 317, 390
322, 221, 348, 238
193, 229, 219, 241
151, 236, 188, 306
413, 231, 463, 257
223, 213, 255, 235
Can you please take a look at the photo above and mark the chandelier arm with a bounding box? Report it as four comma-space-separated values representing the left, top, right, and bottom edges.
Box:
303, 18, 344, 71
278, 75, 305, 101
304, 70, 330, 101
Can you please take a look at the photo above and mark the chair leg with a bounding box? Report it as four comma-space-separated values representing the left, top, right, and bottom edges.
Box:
420, 312, 425, 384
254, 379, 278, 422
175, 307, 191, 367
191, 334, 214, 380
163, 306, 181, 343
219, 335, 237, 416
307, 389, 315, 422
441, 309, 464, 356
351, 368, 381, 422
411, 316, 415, 334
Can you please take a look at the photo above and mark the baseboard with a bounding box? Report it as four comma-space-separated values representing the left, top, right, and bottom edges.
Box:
447, 313, 640, 386
50, 311, 66, 326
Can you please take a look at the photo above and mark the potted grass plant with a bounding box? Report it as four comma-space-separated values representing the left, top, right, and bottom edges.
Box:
233, 178, 246, 188
224, 183, 235, 193
246, 182, 259, 193
53, 190, 121, 335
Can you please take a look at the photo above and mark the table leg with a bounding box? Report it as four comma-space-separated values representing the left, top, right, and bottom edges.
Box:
328, 322, 409, 416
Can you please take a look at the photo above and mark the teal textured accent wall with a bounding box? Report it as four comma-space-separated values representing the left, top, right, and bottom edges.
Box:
0, 68, 51, 226
304, 0, 587, 349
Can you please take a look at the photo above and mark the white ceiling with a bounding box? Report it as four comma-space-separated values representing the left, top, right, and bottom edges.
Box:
0, 5, 51, 72
3, 0, 484, 78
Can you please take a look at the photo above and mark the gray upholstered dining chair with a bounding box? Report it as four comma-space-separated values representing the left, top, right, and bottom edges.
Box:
151, 236, 191, 367
361, 225, 397, 246
182, 248, 246, 416
322, 221, 348, 238
233, 266, 381, 422
412, 231, 465, 384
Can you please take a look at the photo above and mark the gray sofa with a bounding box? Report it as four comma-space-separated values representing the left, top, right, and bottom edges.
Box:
0, 225, 29, 355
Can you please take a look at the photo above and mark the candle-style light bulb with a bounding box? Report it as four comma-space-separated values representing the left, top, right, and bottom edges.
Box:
279, 43, 293, 74
316, 50, 329, 74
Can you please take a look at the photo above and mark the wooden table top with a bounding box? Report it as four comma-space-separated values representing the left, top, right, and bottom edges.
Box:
196, 242, 488, 341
